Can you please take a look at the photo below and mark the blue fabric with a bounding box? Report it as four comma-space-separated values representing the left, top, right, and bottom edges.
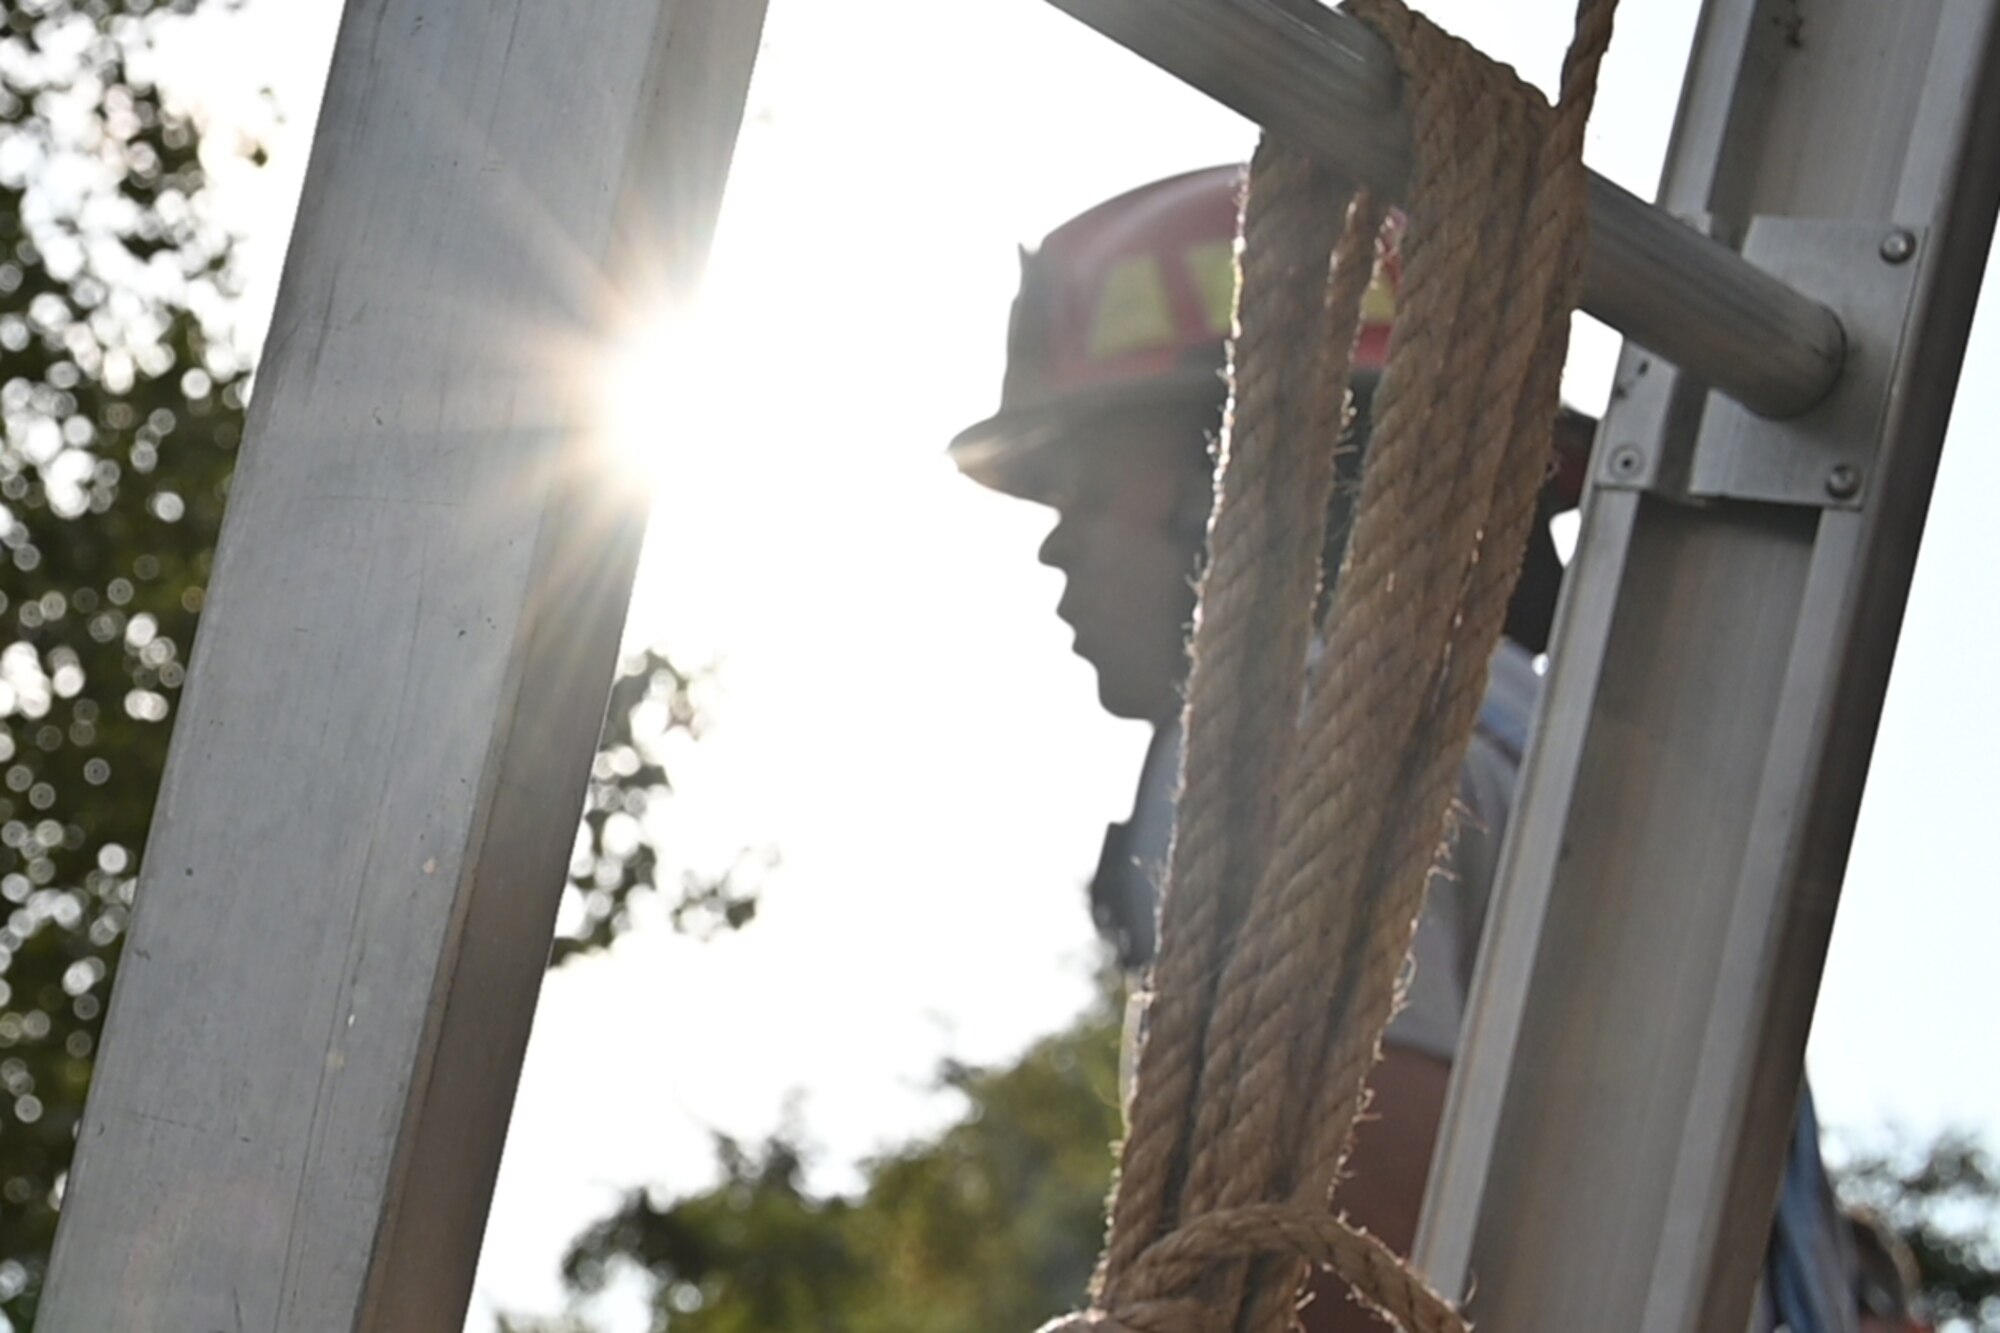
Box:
1474, 678, 1531, 761
1767, 1091, 1856, 1333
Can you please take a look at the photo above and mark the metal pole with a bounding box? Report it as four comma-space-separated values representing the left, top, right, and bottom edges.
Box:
35, 1, 767, 1328
1038, 0, 1848, 420
1415, 1, 2000, 1329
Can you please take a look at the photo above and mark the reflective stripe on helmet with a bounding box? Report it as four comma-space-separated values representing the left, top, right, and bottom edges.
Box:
1088, 255, 1179, 358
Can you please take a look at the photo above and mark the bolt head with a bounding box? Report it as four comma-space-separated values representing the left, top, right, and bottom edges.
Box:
1608, 445, 1645, 478
1880, 229, 1917, 264
1826, 464, 1862, 499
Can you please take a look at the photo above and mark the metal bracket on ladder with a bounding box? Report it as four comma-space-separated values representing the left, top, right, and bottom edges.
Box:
1598, 218, 1927, 509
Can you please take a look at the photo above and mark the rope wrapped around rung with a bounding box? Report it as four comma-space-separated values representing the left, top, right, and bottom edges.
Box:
1039, 1, 1617, 1330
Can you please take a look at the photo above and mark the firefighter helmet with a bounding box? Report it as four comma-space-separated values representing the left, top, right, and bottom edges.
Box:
949, 165, 1403, 502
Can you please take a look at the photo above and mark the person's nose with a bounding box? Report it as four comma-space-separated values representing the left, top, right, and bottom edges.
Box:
1038, 513, 1080, 570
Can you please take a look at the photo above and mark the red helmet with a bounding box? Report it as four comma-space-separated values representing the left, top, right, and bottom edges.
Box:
951, 165, 1593, 519
949, 165, 1400, 501
954, 168, 1600, 661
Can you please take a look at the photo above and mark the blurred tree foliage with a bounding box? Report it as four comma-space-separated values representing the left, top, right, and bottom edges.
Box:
0, 2, 750, 1326
511, 982, 2000, 1333
1835, 1133, 2000, 1332
506, 992, 1126, 1333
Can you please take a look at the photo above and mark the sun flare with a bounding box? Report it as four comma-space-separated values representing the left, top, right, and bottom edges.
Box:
593, 306, 719, 492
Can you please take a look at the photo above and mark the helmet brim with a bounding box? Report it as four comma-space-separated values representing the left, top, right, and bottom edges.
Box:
949, 367, 1582, 513
946, 366, 1230, 504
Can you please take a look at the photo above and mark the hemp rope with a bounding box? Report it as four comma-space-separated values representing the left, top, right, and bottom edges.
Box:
1044, 2, 1616, 1330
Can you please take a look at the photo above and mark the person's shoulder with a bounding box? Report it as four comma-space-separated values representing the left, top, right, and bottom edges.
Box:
1449, 639, 1540, 914
1474, 638, 1540, 766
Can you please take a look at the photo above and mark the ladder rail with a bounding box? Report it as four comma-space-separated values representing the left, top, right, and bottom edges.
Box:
1040, 0, 1847, 420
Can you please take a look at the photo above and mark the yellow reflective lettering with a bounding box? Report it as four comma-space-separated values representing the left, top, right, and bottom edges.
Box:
1185, 239, 1238, 337
1361, 266, 1397, 324
1088, 256, 1176, 358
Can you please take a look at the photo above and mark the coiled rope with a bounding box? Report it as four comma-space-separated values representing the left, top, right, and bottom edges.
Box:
1042, 1, 1617, 1329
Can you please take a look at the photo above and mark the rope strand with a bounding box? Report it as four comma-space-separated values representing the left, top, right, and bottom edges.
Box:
1063, 3, 1618, 1329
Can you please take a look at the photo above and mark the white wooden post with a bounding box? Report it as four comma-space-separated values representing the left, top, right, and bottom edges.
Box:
36, 1, 766, 1328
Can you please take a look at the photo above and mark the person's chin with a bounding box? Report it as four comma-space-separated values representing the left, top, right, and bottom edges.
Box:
1096, 675, 1169, 724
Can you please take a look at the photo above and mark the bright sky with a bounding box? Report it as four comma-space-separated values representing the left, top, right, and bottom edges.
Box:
148, 2, 2000, 1329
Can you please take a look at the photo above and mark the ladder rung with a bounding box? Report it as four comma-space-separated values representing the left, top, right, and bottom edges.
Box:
1044, 0, 1847, 420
